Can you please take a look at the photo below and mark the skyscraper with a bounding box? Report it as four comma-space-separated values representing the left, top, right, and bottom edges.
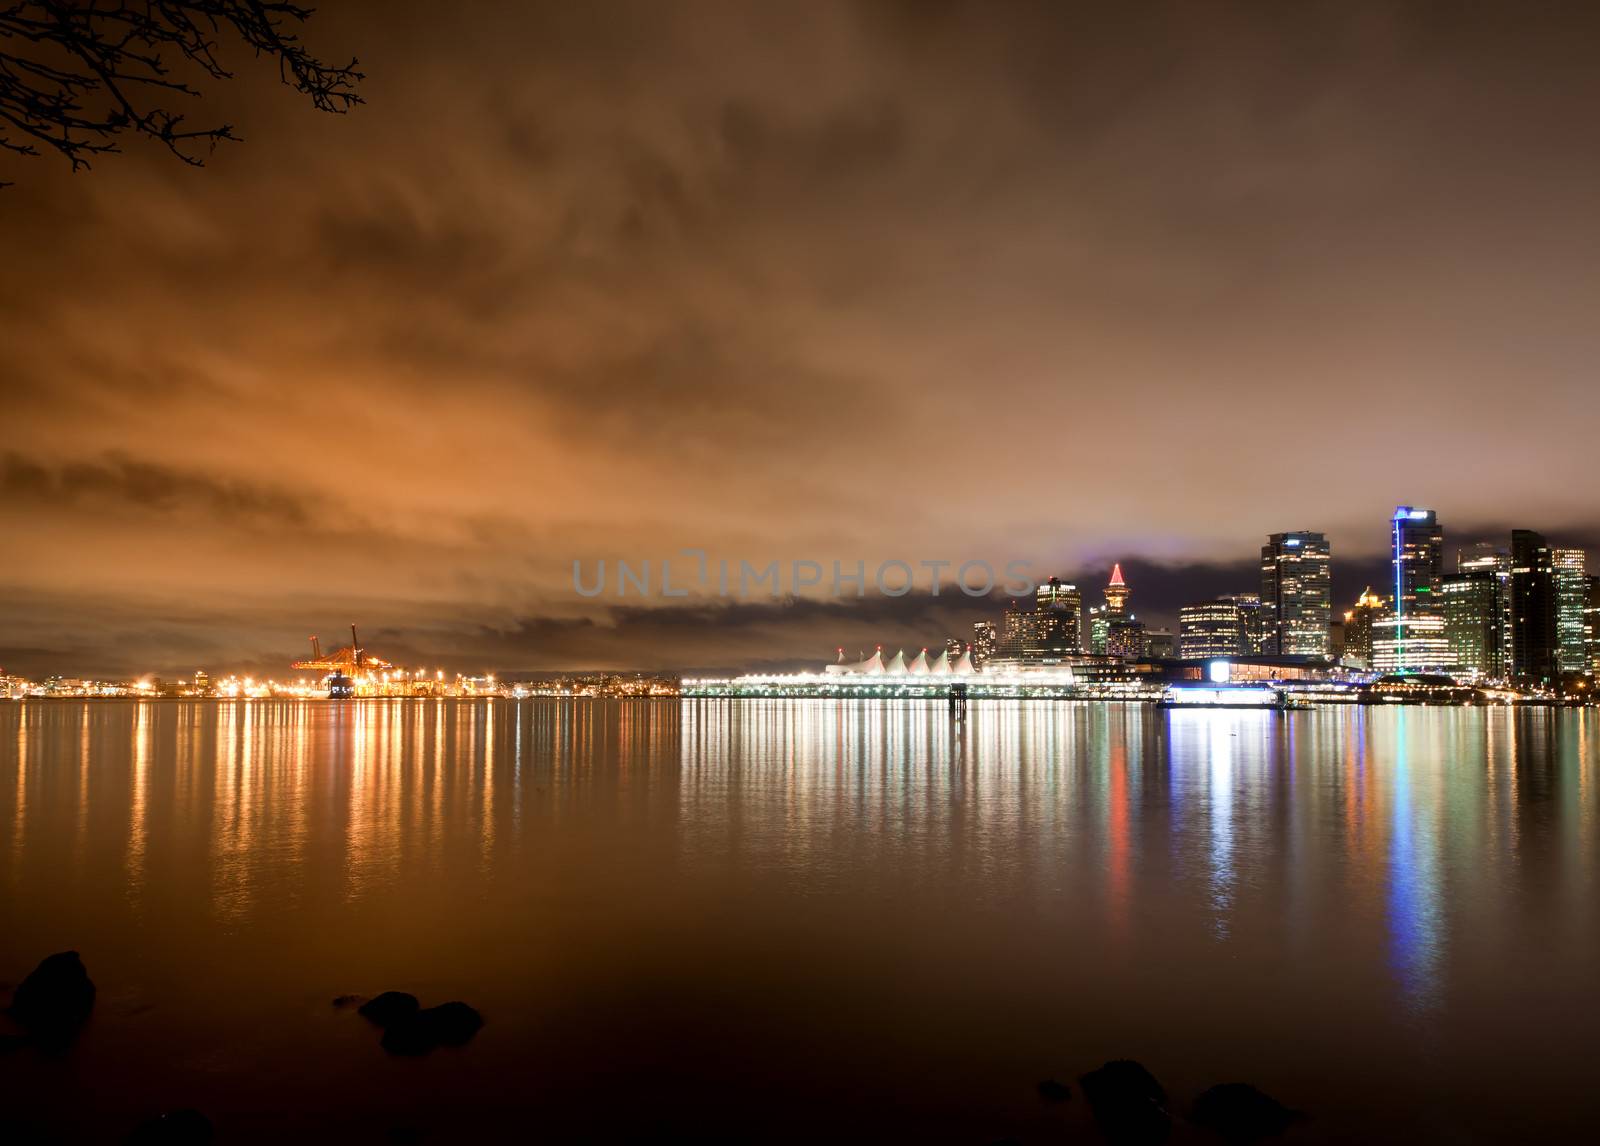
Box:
1178, 599, 1246, 659
1510, 529, 1558, 685
1260, 531, 1331, 657
1458, 542, 1512, 677
1222, 593, 1266, 654
1585, 575, 1600, 675
1105, 617, 1144, 660
1553, 548, 1588, 673
971, 621, 997, 669
1034, 577, 1084, 655
1380, 506, 1449, 673
1391, 507, 1444, 618
993, 600, 1029, 668
1440, 571, 1500, 678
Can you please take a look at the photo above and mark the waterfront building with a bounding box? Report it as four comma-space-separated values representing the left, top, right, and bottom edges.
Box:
1260, 531, 1332, 657
1372, 613, 1449, 674
1510, 529, 1559, 685
971, 621, 997, 668
1342, 588, 1386, 666
1554, 548, 1588, 673
1178, 599, 1246, 659
1440, 571, 1501, 678
1458, 542, 1512, 676
944, 637, 964, 659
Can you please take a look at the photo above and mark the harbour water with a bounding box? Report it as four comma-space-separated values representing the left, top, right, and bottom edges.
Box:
2, 699, 1597, 1141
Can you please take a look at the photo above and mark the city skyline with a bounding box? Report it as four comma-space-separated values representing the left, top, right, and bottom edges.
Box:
1, 503, 1592, 682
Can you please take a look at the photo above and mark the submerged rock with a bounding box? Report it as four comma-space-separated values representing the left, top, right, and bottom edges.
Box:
331, 994, 360, 1009
380, 1001, 484, 1055
1037, 1078, 1072, 1102
8, 951, 95, 1048
1079, 1060, 1170, 1144
126, 1109, 213, 1144
358, 991, 420, 1027
1191, 1083, 1302, 1141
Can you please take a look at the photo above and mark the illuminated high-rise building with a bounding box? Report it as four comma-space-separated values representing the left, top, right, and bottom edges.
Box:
1034, 577, 1084, 654
1260, 531, 1331, 657
1380, 507, 1449, 672
1554, 548, 1588, 673
1087, 605, 1108, 655
1221, 593, 1266, 654
1104, 564, 1130, 616
1342, 587, 1387, 666
1585, 575, 1600, 674
1391, 507, 1444, 616
1458, 542, 1512, 676
971, 621, 997, 668
1440, 571, 1501, 678
992, 600, 1029, 667
1178, 599, 1246, 659
1105, 617, 1144, 660
1510, 530, 1558, 685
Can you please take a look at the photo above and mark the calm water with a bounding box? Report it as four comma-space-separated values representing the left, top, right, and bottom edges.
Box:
1, 699, 1597, 1142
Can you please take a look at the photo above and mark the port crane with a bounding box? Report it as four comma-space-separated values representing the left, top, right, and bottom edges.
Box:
290, 625, 392, 676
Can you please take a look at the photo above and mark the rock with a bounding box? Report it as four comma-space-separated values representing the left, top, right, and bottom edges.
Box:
125, 1108, 213, 1144
1191, 1083, 1302, 1141
1079, 1060, 1170, 1144
8, 951, 95, 1048
331, 994, 360, 1009
380, 1001, 484, 1056
1037, 1077, 1072, 1102
358, 991, 420, 1027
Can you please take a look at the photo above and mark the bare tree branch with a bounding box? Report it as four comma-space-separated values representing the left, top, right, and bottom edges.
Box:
0, 1, 363, 187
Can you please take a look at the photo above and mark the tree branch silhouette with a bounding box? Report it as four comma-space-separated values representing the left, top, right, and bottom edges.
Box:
0, 1, 363, 186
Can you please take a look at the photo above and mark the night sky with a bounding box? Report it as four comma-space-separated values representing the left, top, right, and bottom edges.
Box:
3, 1, 1598, 678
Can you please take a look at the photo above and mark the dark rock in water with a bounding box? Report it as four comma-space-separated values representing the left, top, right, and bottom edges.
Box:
331, 994, 360, 1009
1079, 1060, 1170, 1145
423, 1001, 484, 1046
1037, 1077, 1072, 1102
1191, 1083, 1303, 1141
380, 1001, 484, 1055
358, 991, 420, 1027
125, 1108, 214, 1144
8, 951, 95, 1048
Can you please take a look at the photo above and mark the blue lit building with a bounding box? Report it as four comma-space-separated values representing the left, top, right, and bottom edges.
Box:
1385, 507, 1448, 672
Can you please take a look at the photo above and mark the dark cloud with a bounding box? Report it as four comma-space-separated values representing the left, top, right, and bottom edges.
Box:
0, 452, 316, 528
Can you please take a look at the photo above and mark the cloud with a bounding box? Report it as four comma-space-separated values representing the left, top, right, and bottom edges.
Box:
3, 0, 1599, 676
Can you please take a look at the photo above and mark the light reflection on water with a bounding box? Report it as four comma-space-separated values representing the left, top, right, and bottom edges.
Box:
0, 699, 1597, 1141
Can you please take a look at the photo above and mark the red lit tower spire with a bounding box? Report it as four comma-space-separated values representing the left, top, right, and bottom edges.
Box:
1105, 563, 1130, 616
